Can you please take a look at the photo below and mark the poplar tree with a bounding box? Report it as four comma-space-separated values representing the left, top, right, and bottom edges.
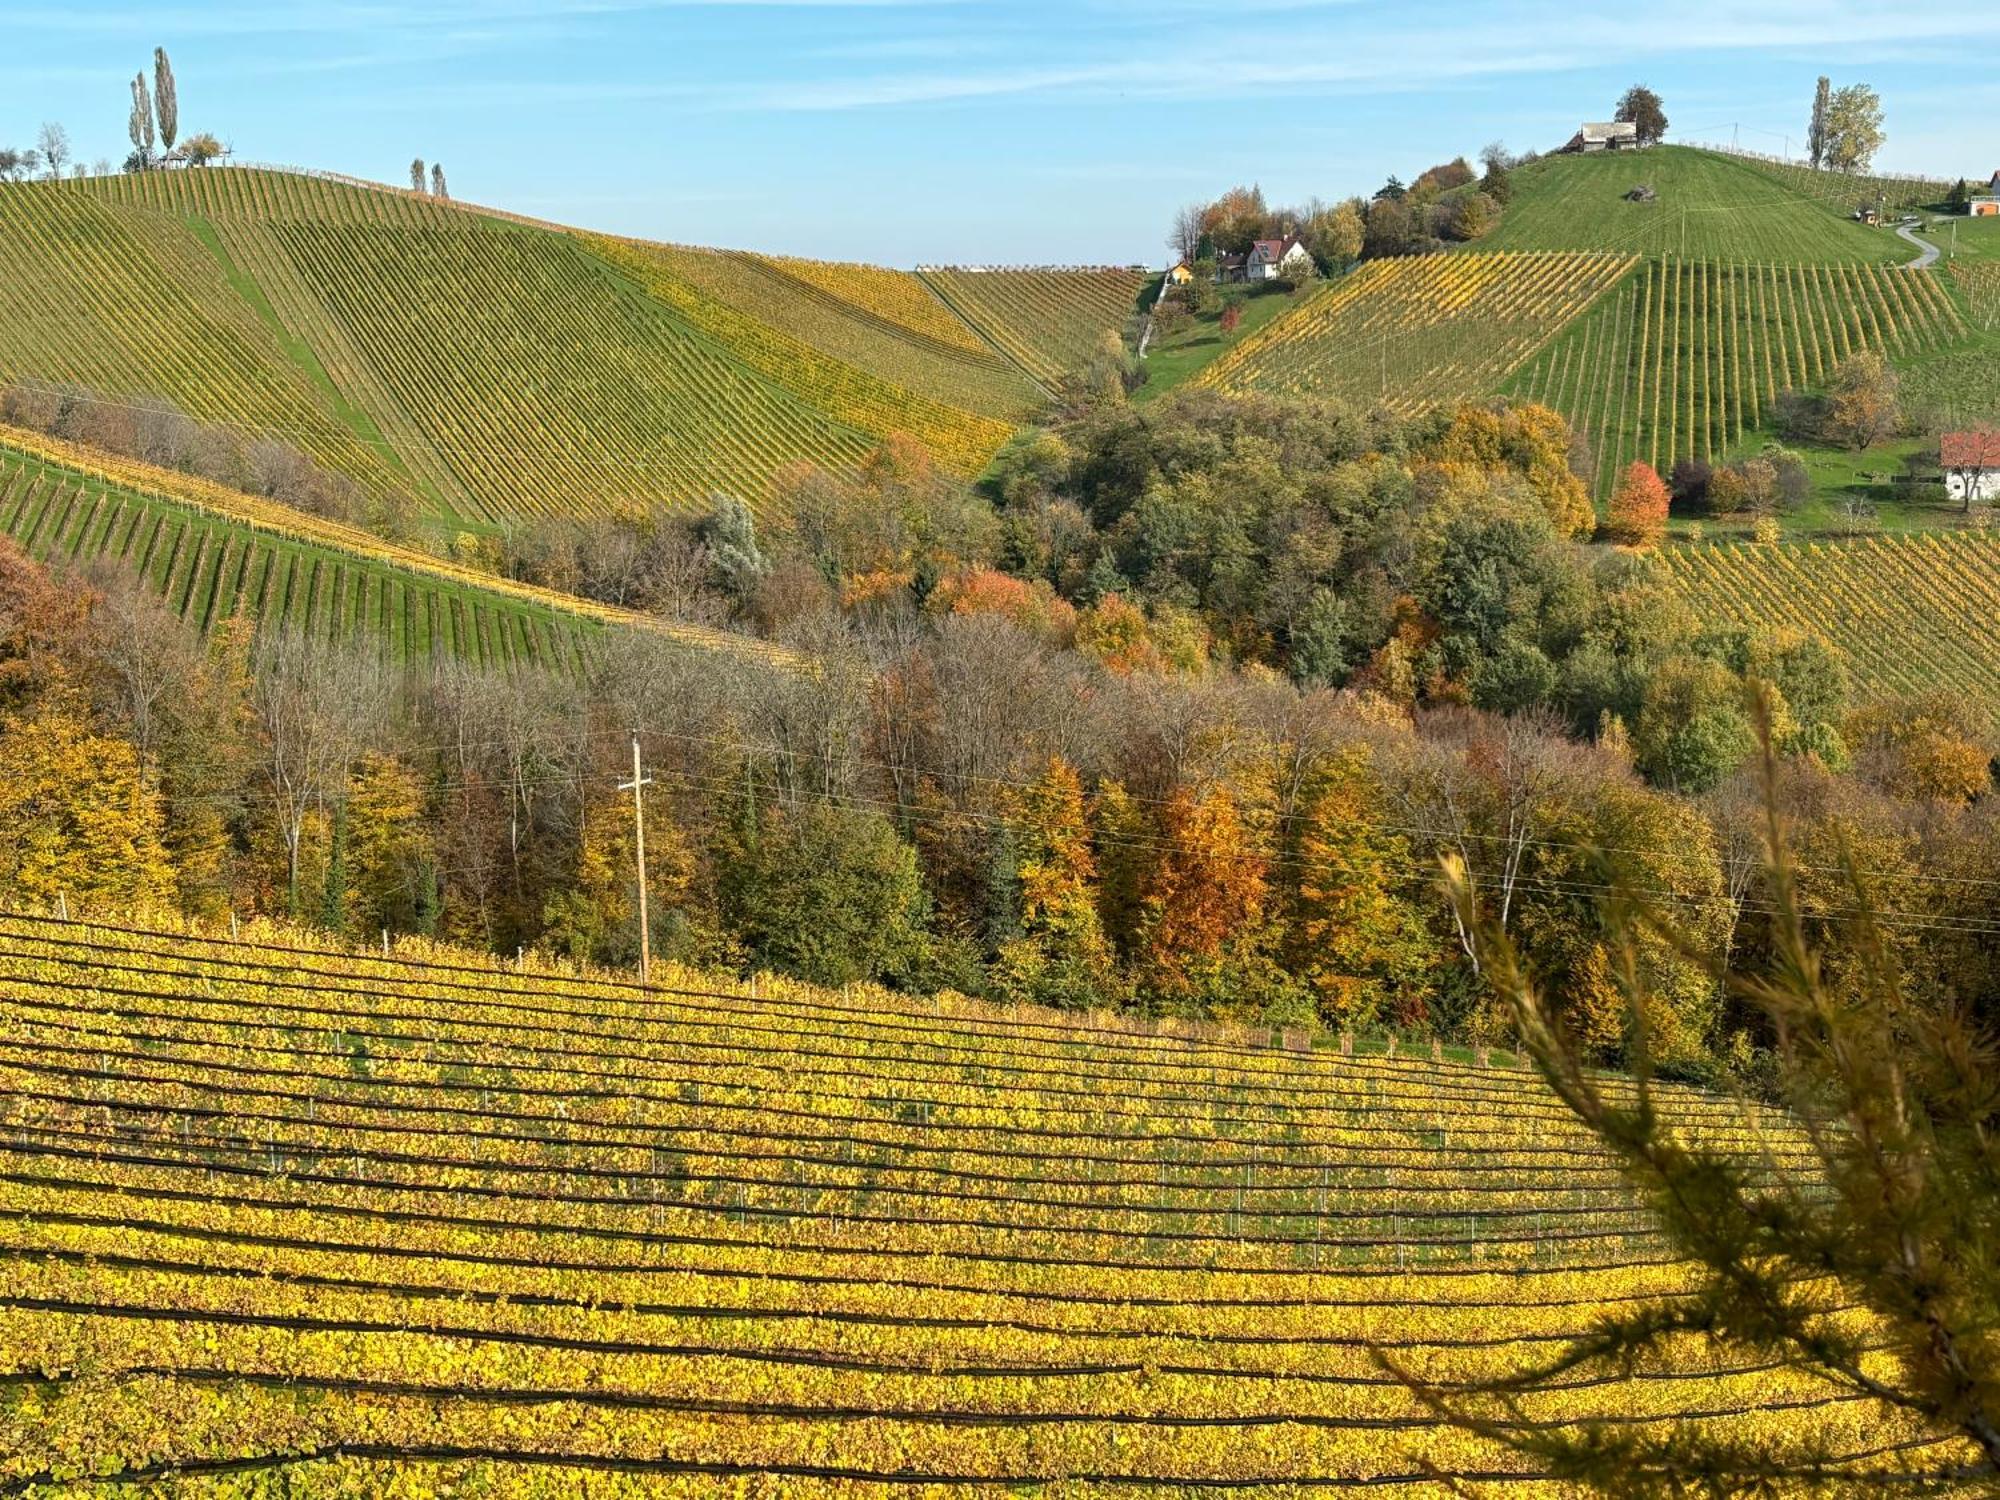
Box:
410, 158, 426, 193
153, 48, 178, 154
128, 74, 154, 167
431, 163, 448, 199
1807, 75, 1831, 170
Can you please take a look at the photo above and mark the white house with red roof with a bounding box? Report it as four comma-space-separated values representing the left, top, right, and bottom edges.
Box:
1942, 431, 2000, 505
1245, 234, 1313, 281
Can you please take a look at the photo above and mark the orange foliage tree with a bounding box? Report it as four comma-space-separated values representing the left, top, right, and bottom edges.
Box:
926, 566, 1078, 643
1137, 785, 1268, 998
1605, 461, 1670, 546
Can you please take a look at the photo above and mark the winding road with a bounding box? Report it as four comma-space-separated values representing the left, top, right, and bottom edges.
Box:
1895, 221, 1940, 269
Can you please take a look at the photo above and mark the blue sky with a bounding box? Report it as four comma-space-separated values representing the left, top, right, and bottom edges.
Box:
6, 1, 1999, 265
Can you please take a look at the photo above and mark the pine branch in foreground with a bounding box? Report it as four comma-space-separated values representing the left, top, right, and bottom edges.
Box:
1385, 686, 2000, 1496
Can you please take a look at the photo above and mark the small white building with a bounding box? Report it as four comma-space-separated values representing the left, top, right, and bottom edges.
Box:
1566, 120, 1641, 153
1245, 234, 1313, 280
1943, 431, 2000, 505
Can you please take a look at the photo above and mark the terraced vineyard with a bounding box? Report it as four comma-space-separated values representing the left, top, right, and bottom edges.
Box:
267, 222, 886, 525
920, 267, 1152, 388
753, 251, 992, 352
0, 908, 1966, 1493
0, 190, 409, 503
1665, 531, 2000, 702
0, 168, 1077, 531
589, 237, 1017, 475
1478, 145, 1912, 264
0, 427, 783, 671
1198, 250, 1635, 412
1507, 258, 1966, 497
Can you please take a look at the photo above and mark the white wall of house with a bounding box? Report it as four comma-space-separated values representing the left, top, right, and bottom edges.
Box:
1946, 468, 2000, 503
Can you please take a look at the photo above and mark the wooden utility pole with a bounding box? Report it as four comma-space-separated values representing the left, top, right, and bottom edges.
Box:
619, 735, 654, 984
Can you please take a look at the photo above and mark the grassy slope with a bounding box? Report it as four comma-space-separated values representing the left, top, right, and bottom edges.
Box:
0, 907, 1926, 1490
1134, 282, 1303, 400
1479, 145, 1912, 263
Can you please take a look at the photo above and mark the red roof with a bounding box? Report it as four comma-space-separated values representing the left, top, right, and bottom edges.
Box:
1941, 431, 2000, 468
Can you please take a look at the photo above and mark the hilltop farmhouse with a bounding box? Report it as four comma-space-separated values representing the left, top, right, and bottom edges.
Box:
1565, 120, 1640, 153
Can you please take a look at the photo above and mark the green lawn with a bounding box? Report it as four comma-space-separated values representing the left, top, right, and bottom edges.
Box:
1478, 145, 1911, 264
1657, 429, 1989, 545
1134, 282, 1305, 400
1924, 214, 2000, 263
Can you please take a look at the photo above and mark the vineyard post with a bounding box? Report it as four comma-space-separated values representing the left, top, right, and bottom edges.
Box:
620, 734, 654, 985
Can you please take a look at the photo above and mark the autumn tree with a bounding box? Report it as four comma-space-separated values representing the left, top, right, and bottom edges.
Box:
1289, 747, 1434, 1027
992, 757, 1123, 1010
153, 48, 178, 155
0, 696, 174, 913
1605, 461, 1669, 545
1822, 82, 1885, 174
347, 752, 439, 936
1614, 84, 1668, 146
1135, 783, 1269, 1002
1308, 200, 1364, 268
1825, 349, 1901, 450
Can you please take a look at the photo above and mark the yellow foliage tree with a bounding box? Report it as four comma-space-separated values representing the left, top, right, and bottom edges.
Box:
994, 757, 1123, 1010
1423, 403, 1594, 539
348, 752, 438, 936
0, 698, 174, 914
1290, 748, 1436, 1027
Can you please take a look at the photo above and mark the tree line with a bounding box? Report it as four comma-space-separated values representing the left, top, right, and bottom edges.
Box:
5, 384, 2000, 1079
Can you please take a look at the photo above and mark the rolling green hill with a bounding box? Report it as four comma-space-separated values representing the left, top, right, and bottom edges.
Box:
0, 167, 1133, 536
1477, 145, 1917, 263
1189, 146, 2000, 505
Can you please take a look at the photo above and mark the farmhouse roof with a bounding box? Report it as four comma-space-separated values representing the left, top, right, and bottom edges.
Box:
1941, 432, 2000, 469
1249, 234, 1307, 262
1581, 121, 1639, 143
